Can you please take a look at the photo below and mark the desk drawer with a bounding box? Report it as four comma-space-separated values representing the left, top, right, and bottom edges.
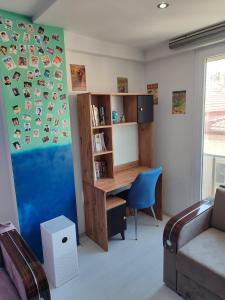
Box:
107, 204, 127, 239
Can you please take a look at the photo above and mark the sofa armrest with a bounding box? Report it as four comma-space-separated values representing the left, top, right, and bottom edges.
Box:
0, 229, 51, 300
163, 199, 214, 254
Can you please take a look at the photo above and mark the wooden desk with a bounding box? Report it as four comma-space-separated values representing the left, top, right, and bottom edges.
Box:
95, 165, 150, 192
83, 165, 162, 251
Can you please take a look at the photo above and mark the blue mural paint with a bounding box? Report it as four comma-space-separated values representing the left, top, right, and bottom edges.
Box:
11, 144, 78, 261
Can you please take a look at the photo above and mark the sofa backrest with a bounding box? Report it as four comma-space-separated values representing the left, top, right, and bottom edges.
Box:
211, 188, 225, 232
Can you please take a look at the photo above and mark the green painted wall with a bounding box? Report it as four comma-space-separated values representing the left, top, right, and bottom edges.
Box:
0, 10, 71, 153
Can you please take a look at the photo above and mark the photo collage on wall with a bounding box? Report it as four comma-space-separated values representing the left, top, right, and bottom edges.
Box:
0, 15, 71, 152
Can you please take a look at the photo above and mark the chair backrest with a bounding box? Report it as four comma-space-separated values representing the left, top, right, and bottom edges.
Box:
127, 167, 162, 209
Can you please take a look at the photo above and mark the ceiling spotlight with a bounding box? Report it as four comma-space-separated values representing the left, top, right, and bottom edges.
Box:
157, 2, 169, 9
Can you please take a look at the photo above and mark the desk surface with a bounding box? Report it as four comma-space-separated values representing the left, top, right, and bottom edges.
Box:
94, 165, 150, 193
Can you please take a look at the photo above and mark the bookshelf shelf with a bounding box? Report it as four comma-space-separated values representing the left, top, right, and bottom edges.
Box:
113, 122, 137, 127
93, 150, 113, 157
92, 125, 112, 130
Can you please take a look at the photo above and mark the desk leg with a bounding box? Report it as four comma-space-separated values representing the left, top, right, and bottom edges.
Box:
83, 183, 108, 251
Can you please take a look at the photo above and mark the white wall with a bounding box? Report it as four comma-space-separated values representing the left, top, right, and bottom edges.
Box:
145, 41, 225, 216
65, 32, 146, 233
145, 52, 197, 215
0, 92, 19, 227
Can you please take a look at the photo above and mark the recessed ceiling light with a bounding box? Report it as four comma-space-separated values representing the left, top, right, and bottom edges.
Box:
157, 2, 169, 9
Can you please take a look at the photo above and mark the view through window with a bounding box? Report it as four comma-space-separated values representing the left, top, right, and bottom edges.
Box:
202, 56, 225, 198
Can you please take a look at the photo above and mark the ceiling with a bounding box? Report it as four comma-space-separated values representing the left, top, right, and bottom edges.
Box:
2, 0, 225, 50
0, 0, 55, 19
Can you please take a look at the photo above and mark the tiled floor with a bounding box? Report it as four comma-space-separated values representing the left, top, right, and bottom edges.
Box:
50, 213, 181, 300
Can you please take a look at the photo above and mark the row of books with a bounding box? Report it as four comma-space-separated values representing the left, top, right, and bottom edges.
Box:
91, 105, 105, 127
94, 161, 106, 180
93, 132, 107, 153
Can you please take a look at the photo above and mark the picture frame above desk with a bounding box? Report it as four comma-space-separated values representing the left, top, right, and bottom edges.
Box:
77, 92, 162, 251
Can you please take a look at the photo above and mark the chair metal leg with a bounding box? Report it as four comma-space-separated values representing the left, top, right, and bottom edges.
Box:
134, 209, 138, 240
151, 206, 159, 227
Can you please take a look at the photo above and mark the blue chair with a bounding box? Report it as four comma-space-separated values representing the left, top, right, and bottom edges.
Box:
117, 167, 162, 239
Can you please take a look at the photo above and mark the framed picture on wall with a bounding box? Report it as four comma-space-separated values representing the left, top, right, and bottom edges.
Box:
70, 64, 87, 91
117, 77, 128, 93
147, 83, 158, 105
172, 90, 186, 114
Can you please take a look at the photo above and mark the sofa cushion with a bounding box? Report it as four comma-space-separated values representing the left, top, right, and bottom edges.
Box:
211, 188, 225, 232
0, 269, 20, 300
1, 243, 27, 300
177, 227, 225, 299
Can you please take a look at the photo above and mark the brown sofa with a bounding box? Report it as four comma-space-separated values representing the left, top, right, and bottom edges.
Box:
163, 187, 225, 300
0, 222, 51, 300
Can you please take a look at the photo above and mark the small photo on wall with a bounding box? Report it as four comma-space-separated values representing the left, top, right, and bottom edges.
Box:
34, 68, 41, 77
55, 69, 63, 81
13, 71, 21, 81
52, 34, 60, 41
43, 35, 49, 44
41, 55, 51, 67
24, 123, 31, 131
33, 129, 39, 137
11, 32, 20, 42
117, 77, 128, 93
20, 44, 27, 53
172, 90, 186, 115
10, 45, 17, 55
27, 71, 34, 80
12, 117, 19, 126
24, 82, 32, 89
53, 55, 62, 67
12, 87, 20, 96
30, 55, 39, 68
0, 46, 7, 56
42, 136, 49, 143
2, 76, 11, 85
25, 135, 31, 144
70, 64, 86, 91
13, 105, 21, 114
4, 19, 13, 30
18, 56, 28, 68
1, 31, 9, 42
23, 33, 30, 42
38, 26, 45, 35
25, 100, 32, 110
47, 47, 54, 55
27, 24, 34, 33
14, 129, 21, 138
13, 141, 21, 150
2, 56, 16, 70
37, 46, 44, 55
17, 23, 26, 29
56, 46, 63, 53
24, 89, 31, 98
29, 45, 35, 54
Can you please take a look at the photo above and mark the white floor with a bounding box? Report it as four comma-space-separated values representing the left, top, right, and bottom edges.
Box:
50, 213, 182, 300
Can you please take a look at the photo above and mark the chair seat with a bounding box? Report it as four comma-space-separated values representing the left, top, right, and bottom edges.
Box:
0, 269, 20, 300
177, 227, 225, 299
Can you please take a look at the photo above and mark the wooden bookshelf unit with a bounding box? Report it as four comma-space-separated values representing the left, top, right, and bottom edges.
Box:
77, 92, 162, 251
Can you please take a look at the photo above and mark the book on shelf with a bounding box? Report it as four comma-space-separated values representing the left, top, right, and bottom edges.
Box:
91, 105, 105, 127
92, 132, 107, 153
94, 161, 106, 180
